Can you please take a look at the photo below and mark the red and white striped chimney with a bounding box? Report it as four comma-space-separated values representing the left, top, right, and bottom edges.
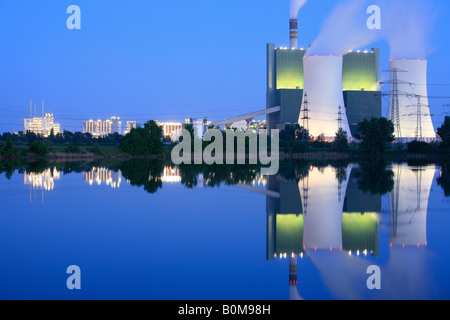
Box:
289, 19, 298, 49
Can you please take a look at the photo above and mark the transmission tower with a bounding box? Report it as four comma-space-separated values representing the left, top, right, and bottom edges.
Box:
416, 96, 423, 140
301, 91, 310, 132
337, 105, 343, 130
391, 68, 402, 138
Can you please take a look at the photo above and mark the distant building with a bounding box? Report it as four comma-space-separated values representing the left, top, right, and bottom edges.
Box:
158, 122, 183, 141
124, 121, 137, 135
83, 116, 121, 137
184, 118, 210, 139
23, 113, 61, 137
111, 117, 122, 134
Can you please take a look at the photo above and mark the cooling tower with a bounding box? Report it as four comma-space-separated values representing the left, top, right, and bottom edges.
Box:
299, 166, 351, 250
388, 164, 435, 247
299, 56, 352, 139
387, 59, 436, 141
289, 19, 298, 49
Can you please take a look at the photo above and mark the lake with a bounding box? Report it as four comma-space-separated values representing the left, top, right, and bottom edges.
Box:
0, 160, 449, 300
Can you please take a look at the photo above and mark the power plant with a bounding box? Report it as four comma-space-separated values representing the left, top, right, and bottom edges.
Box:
300, 55, 352, 138
265, 1, 436, 142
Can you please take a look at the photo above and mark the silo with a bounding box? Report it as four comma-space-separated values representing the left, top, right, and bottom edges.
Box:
387, 59, 436, 141
299, 55, 352, 139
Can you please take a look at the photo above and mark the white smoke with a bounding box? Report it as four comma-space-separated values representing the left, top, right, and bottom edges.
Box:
307, 0, 381, 56
380, 0, 439, 59
290, 0, 308, 19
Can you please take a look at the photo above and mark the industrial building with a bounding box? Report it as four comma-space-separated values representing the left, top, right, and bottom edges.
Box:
83, 116, 122, 137
23, 113, 61, 137
266, 45, 381, 138
23, 100, 61, 137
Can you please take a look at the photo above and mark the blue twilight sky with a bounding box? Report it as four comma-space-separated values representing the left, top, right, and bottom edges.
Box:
0, 0, 449, 133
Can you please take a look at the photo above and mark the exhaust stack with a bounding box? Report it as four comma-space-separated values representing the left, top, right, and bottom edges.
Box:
289, 19, 298, 49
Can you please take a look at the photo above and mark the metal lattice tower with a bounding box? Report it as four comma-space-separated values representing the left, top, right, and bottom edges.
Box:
391, 68, 402, 138
301, 92, 310, 132
416, 96, 423, 140
337, 105, 343, 130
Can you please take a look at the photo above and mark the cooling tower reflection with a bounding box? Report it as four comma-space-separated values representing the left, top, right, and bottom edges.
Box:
267, 162, 436, 300
388, 164, 435, 248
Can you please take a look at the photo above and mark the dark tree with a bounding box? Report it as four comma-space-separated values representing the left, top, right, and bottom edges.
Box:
334, 128, 349, 151
356, 117, 395, 158
120, 120, 163, 155
3, 136, 15, 155
437, 116, 450, 149
29, 141, 49, 155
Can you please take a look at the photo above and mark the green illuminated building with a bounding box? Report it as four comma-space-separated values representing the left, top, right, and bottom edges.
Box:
266, 44, 382, 136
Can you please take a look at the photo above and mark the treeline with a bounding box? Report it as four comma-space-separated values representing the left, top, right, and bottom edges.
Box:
2, 116, 450, 158
279, 116, 450, 157
0, 120, 165, 157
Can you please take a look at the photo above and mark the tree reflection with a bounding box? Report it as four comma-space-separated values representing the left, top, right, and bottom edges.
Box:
119, 160, 164, 194
355, 161, 394, 195
0, 161, 14, 180
178, 163, 261, 189
437, 162, 450, 197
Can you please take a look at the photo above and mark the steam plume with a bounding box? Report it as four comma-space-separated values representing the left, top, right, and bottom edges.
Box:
307, 0, 381, 56
381, 0, 439, 59
290, 0, 308, 19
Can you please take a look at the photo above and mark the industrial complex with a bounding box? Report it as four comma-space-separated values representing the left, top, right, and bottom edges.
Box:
262, 2, 436, 142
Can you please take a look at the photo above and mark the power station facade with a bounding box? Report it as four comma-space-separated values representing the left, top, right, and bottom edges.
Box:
267, 45, 382, 138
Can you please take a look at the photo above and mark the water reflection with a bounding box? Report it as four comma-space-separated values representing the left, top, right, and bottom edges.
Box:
83, 167, 122, 189
24, 168, 60, 191
0, 159, 446, 299
388, 164, 435, 248
266, 162, 438, 300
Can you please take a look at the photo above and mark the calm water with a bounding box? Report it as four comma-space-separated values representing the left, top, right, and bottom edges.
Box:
0, 160, 449, 300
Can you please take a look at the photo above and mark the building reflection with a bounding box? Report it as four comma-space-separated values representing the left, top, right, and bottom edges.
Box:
267, 164, 380, 261
24, 168, 61, 191
24, 168, 61, 203
83, 167, 122, 189
267, 163, 434, 300
161, 167, 181, 183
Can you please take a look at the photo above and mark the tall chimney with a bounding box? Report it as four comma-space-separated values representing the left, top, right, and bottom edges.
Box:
289, 19, 298, 49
